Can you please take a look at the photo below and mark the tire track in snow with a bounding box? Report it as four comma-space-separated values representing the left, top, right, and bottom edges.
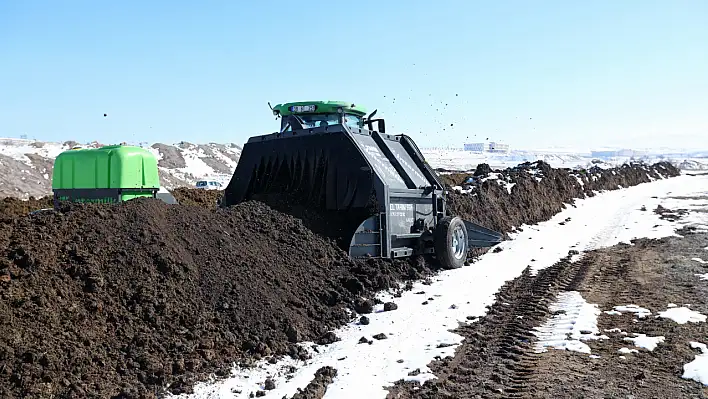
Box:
387, 255, 589, 398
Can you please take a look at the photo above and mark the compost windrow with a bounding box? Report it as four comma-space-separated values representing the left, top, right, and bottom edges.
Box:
0, 196, 53, 221
0, 161, 681, 398
0, 199, 368, 398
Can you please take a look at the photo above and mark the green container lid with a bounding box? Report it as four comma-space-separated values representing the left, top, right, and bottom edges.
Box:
52, 145, 160, 190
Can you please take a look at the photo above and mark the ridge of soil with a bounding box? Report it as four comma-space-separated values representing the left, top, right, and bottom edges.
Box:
169, 187, 222, 208
0, 161, 680, 398
288, 366, 338, 399
444, 161, 679, 235
0, 197, 53, 221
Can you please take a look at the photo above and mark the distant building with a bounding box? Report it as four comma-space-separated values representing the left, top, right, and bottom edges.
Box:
591, 149, 646, 159
464, 142, 510, 153
464, 143, 486, 152
590, 150, 617, 159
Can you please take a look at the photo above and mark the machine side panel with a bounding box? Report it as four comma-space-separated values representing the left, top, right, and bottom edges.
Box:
375, 136, 431, 188
398, 134, 445, 190
348, 132, 408, 190
386, 188, 436, 235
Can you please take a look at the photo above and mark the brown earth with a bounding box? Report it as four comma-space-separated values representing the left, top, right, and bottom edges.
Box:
0, 161, 681, 398
387, 216, 708, 398
170, 187, 223, 208
0, 196, 54, 221
518, 227, 708, 399
0, 199, 447, 399
0, 199, 367, 398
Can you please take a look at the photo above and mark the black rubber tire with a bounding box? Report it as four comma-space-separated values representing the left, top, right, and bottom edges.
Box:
433, 216, 468, 270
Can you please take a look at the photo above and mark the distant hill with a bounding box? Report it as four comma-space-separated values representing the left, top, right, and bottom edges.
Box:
0, 138, 241, 199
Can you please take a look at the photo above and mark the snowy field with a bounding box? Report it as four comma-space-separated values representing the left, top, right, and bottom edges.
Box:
177, 173, 708, 398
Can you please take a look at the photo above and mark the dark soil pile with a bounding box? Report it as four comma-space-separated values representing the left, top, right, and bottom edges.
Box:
0, 199, 363, 398
170, 187, 223, 208
0, 196, 53, 221
444, 161, 679, 234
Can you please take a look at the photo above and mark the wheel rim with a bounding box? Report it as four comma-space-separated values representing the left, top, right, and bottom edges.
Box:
451, 224, 466, 259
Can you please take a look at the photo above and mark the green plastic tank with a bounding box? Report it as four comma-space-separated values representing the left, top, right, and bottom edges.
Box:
52, 145, 160, 205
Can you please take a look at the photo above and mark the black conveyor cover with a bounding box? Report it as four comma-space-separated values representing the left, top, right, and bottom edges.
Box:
221, 131, 376, 211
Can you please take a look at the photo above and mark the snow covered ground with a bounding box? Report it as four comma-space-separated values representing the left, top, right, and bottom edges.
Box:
177, 171, 708, 398
0, 138, 66, 163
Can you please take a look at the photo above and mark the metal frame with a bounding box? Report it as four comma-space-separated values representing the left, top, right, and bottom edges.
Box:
53, 188, 158, 209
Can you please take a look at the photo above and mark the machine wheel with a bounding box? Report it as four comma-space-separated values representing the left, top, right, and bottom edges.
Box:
433, 216, 468, 269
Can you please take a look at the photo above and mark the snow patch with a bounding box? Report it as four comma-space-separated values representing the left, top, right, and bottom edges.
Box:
624, 334, 665, 351
657, 307, 707, 324
606, 304, 651, 318
692, 257, 708, 264
532, 291, 608, 354
451, 185, 474, 194
683, 342, 708, 385
618, 347, 639, 354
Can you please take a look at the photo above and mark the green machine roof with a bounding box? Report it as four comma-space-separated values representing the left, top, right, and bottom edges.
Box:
273, 101, 367, 117
52, 145, 160, 190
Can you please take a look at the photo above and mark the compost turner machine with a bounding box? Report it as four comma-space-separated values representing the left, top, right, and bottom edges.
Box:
220, 101, 502, 269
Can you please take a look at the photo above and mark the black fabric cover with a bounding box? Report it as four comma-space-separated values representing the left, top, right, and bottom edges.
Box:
221, 132, 375, 211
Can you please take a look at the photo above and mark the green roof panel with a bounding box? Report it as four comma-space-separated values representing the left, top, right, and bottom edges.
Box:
52, 145, 160, 190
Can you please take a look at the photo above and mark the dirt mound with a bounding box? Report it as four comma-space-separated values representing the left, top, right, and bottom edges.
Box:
0, 199, 365, 398
0, 196, 53, 220
170, 187, 223, 208
444, 161, 679, 235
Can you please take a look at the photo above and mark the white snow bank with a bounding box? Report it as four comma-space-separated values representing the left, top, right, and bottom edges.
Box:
623, 334, 665, 351
657, 307, 707, 324
532, 291, 608, 354
683, 342, 708, 385
692, 257, 708, 264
